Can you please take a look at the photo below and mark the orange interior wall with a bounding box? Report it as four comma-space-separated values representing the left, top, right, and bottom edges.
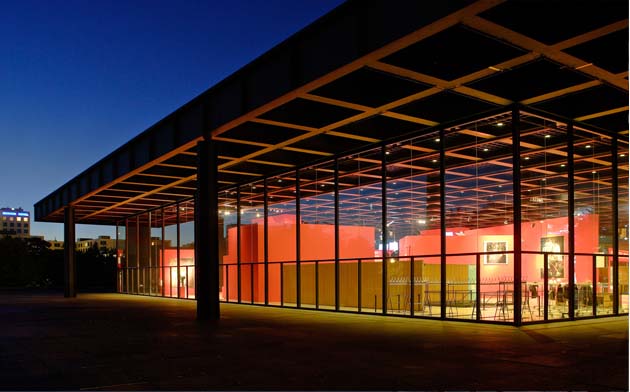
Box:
221, 214, 375, 303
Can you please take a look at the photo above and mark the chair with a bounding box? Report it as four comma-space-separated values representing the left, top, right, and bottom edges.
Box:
494, 282, 512, 321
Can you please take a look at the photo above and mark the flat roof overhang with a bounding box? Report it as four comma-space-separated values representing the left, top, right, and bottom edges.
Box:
35, 0, 629, 225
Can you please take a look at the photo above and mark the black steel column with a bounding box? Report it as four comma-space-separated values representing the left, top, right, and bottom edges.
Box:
334, 158, 340, 311
544, 254, 549, 321
135, 216, 140, 294
125, 219, 131, 294
381, 145, 388, 314
567, 122, 575, 319
612, 135, 619, 314
439, 129, 446, 319
196, 138, 220, 321
64, 206, 76, 298
592, 255, 597, 316
295, 170, 301, 308
115, 222, 119, 293
264, 178, 269, 305
476, 253, 481, 321
148, 211, 152, 296
161, 207, 165, 297
512, 107, 522, 325
237, 187, 242, 303
176, 203, 180, 298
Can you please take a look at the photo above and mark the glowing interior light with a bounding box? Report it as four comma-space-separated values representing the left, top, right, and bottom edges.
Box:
524, 157, 530, 160
545, 135, 551, 138
585, 145, 591, 149
496, 122, 504, 126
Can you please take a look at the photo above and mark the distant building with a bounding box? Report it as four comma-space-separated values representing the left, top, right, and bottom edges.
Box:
48, 240, 64, 250
0, 207, 31, 238
76, 235, 121, 253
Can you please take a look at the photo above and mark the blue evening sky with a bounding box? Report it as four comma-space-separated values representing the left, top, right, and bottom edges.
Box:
0, 0, 344, 241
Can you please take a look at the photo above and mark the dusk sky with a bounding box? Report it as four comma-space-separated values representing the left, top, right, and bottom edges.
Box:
0, 0, 344, 240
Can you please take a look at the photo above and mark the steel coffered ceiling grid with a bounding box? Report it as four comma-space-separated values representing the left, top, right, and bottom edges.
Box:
36, 0, 628, 227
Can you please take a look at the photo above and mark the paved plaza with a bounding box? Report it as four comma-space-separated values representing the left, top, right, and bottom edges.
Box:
0, 290, 627, 390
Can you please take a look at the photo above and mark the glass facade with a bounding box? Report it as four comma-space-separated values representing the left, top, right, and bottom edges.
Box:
116, 109, 628, 324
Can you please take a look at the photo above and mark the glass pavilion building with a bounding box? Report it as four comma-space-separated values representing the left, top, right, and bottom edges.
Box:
36, 0, 629, 325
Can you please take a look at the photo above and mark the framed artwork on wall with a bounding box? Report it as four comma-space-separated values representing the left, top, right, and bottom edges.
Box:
484, 240, 508, 264
541, 235, 564, 278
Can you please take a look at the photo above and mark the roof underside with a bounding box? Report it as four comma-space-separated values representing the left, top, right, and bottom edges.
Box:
36, 0, 629, 226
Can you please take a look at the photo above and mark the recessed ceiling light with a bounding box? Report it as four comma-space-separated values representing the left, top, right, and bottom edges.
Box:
435, 138, 440, 142
560, 164, 565, 168
432, 159, 437, 163
524, 157, 530, 160
545, 135, 551, 138
496, 122, 504, 127
621, 154, 626, 157
385, 151, 390, 155
585, 145, 591, 149
542, 178, 546, 181
592, 171, 597, 174
483, 148, 489, 152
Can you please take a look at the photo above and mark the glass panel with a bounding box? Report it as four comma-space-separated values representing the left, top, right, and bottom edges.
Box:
299, 163, 336, 309
521, 114, 568, 321
219, 189, 237, 302
116, 222, 126, 293
521, 254, 543, 322
150, 209, 163, 296
619, 256, 629, 314
596, 255, 614, 315
137, 212, 151, 295
444, 114, 514, 321
575, 255, 594, 317
163, 204, 178, 298
268, 174, 296, 307
240, 181, 266, 304
334, 147, 383, 313
339, 258, 358, 311
386, 130, 441, 317
179, 200, 195, 299
617, 139, 629, 313
126, 216, 138, 294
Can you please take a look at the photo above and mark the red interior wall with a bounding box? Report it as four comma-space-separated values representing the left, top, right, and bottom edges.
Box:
399, 214, 600, 283
161, 248, 195, 298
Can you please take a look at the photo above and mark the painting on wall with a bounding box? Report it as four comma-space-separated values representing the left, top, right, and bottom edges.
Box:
484, 240, 508, 264
541, 235, 564, 278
